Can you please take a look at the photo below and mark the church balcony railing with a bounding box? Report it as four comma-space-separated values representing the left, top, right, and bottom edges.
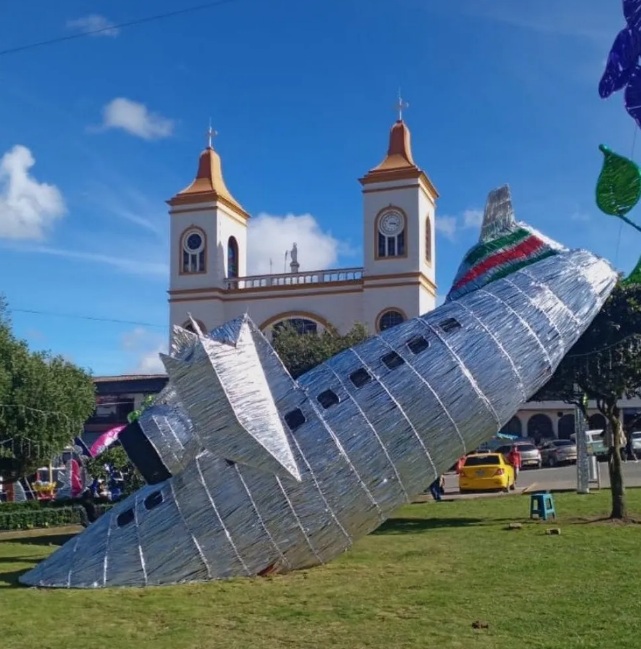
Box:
226, 267, 364, 290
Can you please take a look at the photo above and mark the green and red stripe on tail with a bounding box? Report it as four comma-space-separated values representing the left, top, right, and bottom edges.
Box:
447, 186, 564, 301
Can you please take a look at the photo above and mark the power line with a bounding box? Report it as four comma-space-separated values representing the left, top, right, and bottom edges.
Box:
0, 0, 240, 57
566, 333, 641, 359
11, 308, 165, 329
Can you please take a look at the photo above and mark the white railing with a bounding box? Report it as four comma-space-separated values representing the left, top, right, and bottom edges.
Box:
226, 267, 364, 290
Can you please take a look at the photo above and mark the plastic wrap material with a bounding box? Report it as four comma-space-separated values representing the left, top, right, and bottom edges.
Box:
20, 185, 618, 588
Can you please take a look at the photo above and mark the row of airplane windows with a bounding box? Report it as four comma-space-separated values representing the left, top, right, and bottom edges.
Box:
283, 317, 463, 433
114, 316, 463, 530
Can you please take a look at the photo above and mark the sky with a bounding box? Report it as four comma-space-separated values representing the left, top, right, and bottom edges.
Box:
0, 0, 637, 376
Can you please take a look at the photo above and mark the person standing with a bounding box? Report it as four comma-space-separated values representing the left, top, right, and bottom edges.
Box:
429, 476, 443, 501
507, 446, 522, 483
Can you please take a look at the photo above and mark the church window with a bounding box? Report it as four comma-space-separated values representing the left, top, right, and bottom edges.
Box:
228, 236, 239, 278
182, 319, 207, 335
377, 209, 406, 258
181, 228, 206, 274
425, 215, 432, 264
273, 318, 318, 336
378, 309, 405, 332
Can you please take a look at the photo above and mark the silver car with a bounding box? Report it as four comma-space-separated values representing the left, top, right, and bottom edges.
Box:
496, 443, 542, 469
540, 439, 577, 467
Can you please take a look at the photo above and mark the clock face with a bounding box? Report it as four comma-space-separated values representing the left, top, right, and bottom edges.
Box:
379, 211, 403, 236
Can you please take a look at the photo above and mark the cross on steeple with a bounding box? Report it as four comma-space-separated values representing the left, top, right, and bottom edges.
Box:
395, 91, 409, 121
206, 120, 217, 148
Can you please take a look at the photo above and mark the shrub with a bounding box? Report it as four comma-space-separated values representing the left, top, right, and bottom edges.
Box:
0, 500, 114, 530
0, 506, 83, 531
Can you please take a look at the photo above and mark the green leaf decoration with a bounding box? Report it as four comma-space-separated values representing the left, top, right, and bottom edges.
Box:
624, 254, 641, 286
596, 144, 641, 217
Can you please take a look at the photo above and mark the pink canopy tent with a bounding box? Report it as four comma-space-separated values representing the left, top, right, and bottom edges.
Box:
89, 425, 126, 458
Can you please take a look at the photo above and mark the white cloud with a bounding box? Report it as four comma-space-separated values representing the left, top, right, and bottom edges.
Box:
67, 14, 120, 37
122, 327, 167, 374
247, 213, 355, 275
435, 215, 457, 240
100, 98, 174, 140
462, 209, 483, 229
0, 145, 65, 240
436, 207, 484, 241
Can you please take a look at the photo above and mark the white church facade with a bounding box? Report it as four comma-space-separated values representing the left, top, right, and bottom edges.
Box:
167, 117, 436, 339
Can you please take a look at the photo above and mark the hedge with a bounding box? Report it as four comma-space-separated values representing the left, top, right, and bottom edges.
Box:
0, 506, 84, 531
0, 500, 115, 531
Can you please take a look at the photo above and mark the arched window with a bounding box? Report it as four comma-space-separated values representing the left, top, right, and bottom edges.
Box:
589, 413, 606, 431
182, 319, 206, 334
500, 416, 522, 437
527, 413, 553, 443
377, 309, 405, 332
273, 318, 318, 337
181, 228, 206, 274
558, 414, 575, 439
425, 215, 432, 264
377, 209, 406, 258
227, 236, 239, 279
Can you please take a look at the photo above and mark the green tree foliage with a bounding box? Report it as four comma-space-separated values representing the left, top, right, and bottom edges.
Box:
0, 297, 96, 482
85, 445, 145, 496
271, 322, 371, 379
533, 282, 641, 519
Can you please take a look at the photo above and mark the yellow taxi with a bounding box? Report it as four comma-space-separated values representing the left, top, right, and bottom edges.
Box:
458, 453, 515, 493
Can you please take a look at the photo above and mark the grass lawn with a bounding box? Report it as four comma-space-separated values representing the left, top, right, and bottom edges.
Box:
1, 490, 640, 649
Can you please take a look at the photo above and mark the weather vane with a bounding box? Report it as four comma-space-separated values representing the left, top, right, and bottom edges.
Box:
396, 90, 409, 121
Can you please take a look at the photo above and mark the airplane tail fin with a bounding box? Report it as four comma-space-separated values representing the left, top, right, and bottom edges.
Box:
446, 185, 565, 301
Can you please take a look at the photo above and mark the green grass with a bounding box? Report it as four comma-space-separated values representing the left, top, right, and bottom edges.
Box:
0, 490, 640, 649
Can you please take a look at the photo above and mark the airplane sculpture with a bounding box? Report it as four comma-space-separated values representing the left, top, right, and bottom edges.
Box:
20, 186, 618, 588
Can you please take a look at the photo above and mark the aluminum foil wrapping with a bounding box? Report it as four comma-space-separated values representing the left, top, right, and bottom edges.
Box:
21, 186, 618, 588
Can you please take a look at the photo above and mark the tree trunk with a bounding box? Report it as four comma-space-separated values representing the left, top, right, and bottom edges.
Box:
607, 413, 627, 519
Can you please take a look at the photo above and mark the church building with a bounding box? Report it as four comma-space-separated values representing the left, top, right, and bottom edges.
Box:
167, 116, 437, 338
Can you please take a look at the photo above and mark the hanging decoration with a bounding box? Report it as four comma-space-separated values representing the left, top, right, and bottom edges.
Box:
599, 0, 641, 128
596, 144, 641, 216
598, 1, 641, 285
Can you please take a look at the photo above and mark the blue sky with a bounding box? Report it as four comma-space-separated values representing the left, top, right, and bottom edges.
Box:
0, 0, 636, 376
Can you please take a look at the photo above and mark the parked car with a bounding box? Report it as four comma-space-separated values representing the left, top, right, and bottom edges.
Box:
458, 453, 515, 493
631, 431, 641, 454
496, 442, 542, 469
571, 430, 608, 460
540, 439, 577, 467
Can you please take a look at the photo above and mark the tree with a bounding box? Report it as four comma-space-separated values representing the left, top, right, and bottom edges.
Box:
85, 445, 145, 496
533, 282, 641, 519
0, 298, 96, 483
271, 322, 370, 379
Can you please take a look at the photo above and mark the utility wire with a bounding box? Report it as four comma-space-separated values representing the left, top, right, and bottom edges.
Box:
0, 0, 240, 57
10, 308, 165, 329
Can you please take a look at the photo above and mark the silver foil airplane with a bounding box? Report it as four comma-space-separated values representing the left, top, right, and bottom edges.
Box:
21, 186, 617, 588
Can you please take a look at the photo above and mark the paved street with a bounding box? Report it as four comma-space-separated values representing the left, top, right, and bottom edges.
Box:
428, 460, 641, 501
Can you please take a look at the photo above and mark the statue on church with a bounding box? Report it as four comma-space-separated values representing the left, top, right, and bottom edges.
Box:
289, 242, 300, 273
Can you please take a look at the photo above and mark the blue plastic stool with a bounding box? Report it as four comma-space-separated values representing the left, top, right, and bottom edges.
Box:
530, 491, 556, 520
